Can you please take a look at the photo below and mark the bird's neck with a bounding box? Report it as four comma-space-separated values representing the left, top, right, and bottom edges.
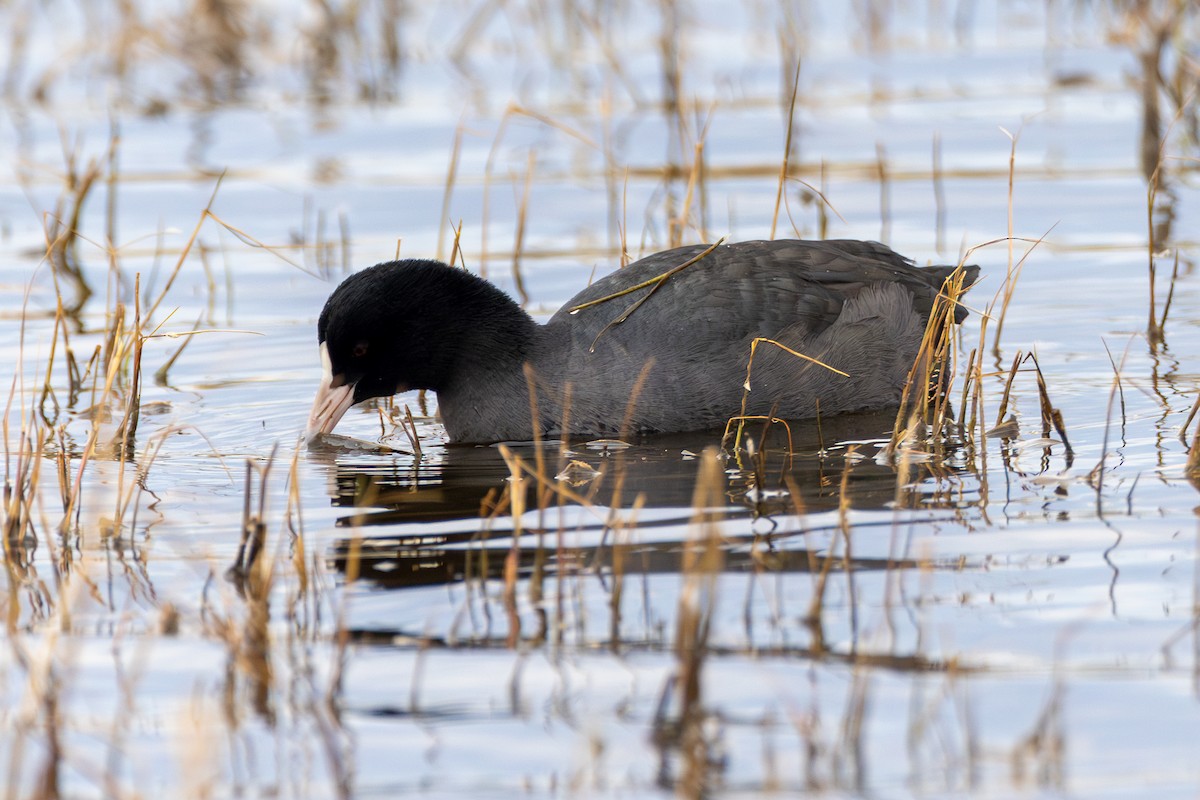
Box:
430, 288, 546, 443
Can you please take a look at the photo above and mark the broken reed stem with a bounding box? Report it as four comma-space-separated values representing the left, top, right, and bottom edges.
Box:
583, 238, 728, 352
732, 337, 848, 451
154, 316, 202, 385
448, 219, 465, 269
721, 415, 795, 462
1026, 352, 1073, 459
229, 444, 279, 593
571, 237, 725, 314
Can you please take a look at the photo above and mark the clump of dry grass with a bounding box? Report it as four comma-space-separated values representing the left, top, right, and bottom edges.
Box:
885, 264, 976, 460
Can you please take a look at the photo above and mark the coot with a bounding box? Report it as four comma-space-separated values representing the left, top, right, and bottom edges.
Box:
306, 239, 978, 444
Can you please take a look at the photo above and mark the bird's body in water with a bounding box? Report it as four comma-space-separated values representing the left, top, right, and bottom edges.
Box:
307, 239, 979, 444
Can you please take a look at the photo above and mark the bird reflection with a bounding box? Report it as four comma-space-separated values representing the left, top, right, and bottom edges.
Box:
312, 410, 974, 589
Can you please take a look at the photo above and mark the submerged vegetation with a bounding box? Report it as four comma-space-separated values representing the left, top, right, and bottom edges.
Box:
0, 0, 1199, 796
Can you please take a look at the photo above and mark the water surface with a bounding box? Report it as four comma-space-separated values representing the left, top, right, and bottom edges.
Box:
1, 1, 1199, 796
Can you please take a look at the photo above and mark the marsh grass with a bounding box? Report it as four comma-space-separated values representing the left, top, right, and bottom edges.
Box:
0, 121, 354, 798
2, 0, 1199, 796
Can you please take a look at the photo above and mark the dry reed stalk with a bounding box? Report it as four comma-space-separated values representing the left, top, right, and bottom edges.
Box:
987, 130, 1059, 357
998, 126, 1018, 352
571, 4, 647, 105
967, 305, 993, 520
771, 59, 803, 239
510, 150, 535, 305
143, 175, 224, 322
59, 294, 145, 535
396, 405, 422, 458
42, 130, 104, 312
668, 107, 714, 246
956, 346, 977, 439
599, 83, 622, 256
617, 166, 631, 266
1146, 131, 1175, 346
520, 363, 557, 519
203, 209, 311, 275
118, 427, 170, 546
115, 275, 143, 453
672, 446, 724, 796
800, 446, 865, 657
105, 116, 120, 258
837, 445, 858, 647
436, 122, 463, 263
283, 445, 309, 620
337, 207, 352, 274
227, 445, 280, 595
480, 103, 599, 274
817, 160, 830, 239
1154, 249, 1180, 343
608, 494, 644, 650
498, 445, 525, 648
875, 141, 891, 243
658, 0, 684, 245
833, 665, 869, 789
1094, 340, 1135, 499
991, 352, 1023, 431
449, 219, 465, 269
479, 110, 508, 276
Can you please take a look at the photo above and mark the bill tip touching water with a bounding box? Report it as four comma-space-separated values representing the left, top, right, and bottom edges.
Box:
305, 239, 979, 445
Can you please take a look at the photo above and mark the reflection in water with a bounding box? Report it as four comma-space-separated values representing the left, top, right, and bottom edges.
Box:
313, 410, 977, 591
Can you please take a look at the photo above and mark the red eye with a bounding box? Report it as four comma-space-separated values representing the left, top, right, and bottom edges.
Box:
352, 342, 369, 358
